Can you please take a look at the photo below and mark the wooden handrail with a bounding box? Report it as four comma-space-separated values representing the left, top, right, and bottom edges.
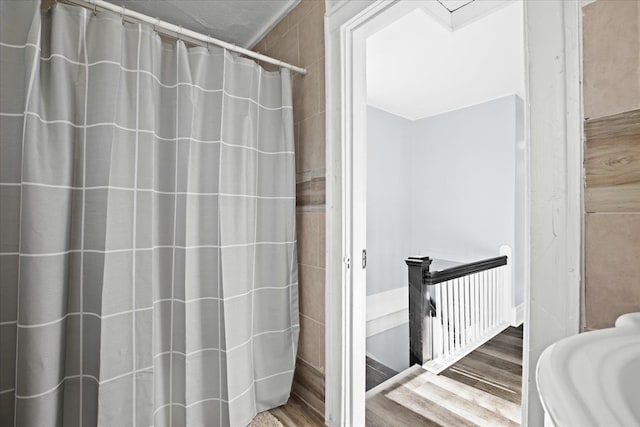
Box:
424, 256, 507, 285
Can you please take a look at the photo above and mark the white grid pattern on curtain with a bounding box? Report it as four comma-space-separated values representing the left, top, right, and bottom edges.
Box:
0, 1, 299, 426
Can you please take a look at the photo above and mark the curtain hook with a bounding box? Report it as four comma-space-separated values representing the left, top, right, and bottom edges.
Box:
93, 1, 98, 16
178, 25, 183, 41
121, 5, 126, 25
154, 18, 160, 33
206, 34, 210, 52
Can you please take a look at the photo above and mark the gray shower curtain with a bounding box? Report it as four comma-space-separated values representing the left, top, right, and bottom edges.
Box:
0, 1, 298, 426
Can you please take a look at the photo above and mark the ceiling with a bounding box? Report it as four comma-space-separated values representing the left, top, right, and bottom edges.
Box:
438, 0, 475, 12
109, 0, 299, 48
366, 1, 524, 121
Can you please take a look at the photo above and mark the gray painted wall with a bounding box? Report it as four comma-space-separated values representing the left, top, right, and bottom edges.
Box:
366, 96, 524, 296
366, 323, 409, 373
366, 107, 413, 296
409, 96, 517, 264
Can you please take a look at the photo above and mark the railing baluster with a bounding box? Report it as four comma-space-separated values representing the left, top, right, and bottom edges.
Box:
445, 281, 456, 353
450, 279, 455, 352
483, 270, 488, 332
473, 272, 478, 339
497, 269, 500, 325
461, 276, 469, 346
492, 269, 496, 327
452, 279, 457, 350
498, 269, 502, 323
499, 266, 503, 322
460, 277, 465, 346
493, 269, 498, 325
490, 270, 494, 328
455, 278, 461, 350
466, 276, 473, 342
489, 269, 493, 327
480, 272, 484, 333
470, 273, 475, 340
502, 265, 506, 321
496, 268, 500, 324
493, 268, 500, 326
438, 283, 444, 358
441, 281, 448, 358
458, 278, 462, 347
473, 273, 480, 338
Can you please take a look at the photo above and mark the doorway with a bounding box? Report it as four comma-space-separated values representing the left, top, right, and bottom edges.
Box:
363, 1, 526, 423
324, 1, 583, 426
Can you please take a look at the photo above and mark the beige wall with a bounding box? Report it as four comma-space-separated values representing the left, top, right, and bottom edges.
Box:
583, 0, 640, 329
583, 1, 640, 121
254, 0, 327, 414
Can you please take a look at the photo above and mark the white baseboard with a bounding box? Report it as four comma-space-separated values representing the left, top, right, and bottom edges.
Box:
366, 287, 407, 337
511, 303, 525, 326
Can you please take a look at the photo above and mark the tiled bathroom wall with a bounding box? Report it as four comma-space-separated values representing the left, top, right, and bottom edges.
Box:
583, 0, 640, 329
254, 0, 327, 416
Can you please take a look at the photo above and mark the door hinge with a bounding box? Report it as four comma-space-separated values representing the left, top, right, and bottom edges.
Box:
362, 249, 367, 269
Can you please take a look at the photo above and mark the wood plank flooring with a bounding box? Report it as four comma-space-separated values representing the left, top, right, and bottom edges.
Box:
367, 356, 399, 391
268, 358, 326, 426
269, 395, 325, 427
366, 326, 523, 427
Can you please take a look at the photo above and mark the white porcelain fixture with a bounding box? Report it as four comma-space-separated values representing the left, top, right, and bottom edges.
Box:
537, 312, 640, 427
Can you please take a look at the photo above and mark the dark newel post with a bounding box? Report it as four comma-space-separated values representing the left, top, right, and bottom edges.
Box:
406, 256, 433, 367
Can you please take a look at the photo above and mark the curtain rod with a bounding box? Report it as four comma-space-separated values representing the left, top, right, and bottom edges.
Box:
60, 0, 307, 75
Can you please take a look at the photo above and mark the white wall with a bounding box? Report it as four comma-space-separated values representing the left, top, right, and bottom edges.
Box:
366, 96, 525, 367
514, 96, 525, 306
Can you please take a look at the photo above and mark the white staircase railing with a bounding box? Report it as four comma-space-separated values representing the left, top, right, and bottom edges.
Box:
406, 246, 512, 374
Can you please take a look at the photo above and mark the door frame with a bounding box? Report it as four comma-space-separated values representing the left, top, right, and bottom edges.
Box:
324, 1, 584, 425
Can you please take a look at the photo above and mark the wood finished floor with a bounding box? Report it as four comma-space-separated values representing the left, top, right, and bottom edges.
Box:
367, 356, 399, 391
366, 326, 523, 427
269, 395, 325, 427
265, 326, 523, 426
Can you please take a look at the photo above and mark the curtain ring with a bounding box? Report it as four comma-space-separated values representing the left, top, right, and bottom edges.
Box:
178, 25, 183, 41
206, 35, 211, 52
121, 5, 126, 25
93, 1, 98, 16
154, 18, 161, 33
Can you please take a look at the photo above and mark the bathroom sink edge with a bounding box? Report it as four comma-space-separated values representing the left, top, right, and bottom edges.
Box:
536, 315, 640, 427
